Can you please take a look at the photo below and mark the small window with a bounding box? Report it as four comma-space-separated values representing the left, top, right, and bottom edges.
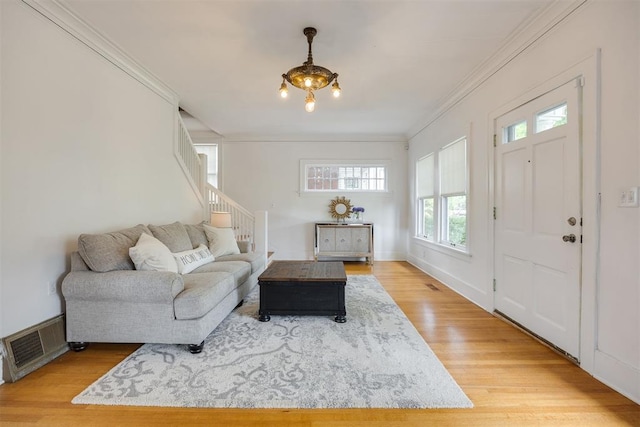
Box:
536, 103, 567, 133
504, 120, 527, 143
302, 161, 388, 192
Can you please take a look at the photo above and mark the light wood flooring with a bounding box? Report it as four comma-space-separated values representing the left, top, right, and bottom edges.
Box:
0, 261, 638, 426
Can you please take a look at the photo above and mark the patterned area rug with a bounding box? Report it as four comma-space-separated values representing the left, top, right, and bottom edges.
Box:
72, 275, 473, 409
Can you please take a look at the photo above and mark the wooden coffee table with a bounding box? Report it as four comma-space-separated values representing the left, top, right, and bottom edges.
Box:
258, 261, 347, 323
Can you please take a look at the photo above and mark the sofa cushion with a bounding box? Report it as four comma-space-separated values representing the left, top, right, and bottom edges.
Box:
129, 233, 178, 273
191, 260, 251, 285
216, 252, 265, 275
237, 240, 252, 254
148, 222, 193, 253
78, 224, 151, 272
173, 245, 215, 275
183, 222, 208, 249
174, 272, 236, 320
203, 224, 240, 257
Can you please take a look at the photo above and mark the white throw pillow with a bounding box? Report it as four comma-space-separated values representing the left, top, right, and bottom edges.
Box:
173, 244, 215, 274
129, 233, 178, 273
203, 224, 241, 257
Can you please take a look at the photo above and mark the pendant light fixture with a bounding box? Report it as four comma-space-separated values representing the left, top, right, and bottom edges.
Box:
279, 27, 341, 112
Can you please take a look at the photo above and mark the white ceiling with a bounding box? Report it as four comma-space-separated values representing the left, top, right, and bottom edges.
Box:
62, 0, 555, 140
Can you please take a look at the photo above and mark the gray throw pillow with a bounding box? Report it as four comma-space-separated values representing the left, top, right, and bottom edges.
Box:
78, 224, 151, 272
148, 222, 193, 253
183, 222, 208, 249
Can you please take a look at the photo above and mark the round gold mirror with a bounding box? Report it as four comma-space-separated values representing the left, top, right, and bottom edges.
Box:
329, 196, 353, 221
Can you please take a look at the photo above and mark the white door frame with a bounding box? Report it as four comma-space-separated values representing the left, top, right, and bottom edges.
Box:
487, 51, 601, 373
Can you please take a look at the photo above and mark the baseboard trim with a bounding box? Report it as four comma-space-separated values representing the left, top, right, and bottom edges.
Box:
594, 350, 640, 404
406, 255, 490, 310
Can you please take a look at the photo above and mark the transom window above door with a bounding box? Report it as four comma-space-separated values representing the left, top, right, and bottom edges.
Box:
502, 101, 568, 144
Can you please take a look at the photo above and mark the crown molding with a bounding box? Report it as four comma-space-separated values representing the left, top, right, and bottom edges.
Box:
221, 133, 408, 144
21, 0, 178, 105
406, 0, 588, 140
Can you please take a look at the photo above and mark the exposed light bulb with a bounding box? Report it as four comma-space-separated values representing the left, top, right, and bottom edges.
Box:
305, 91, 316, 112
279, 81, 288, 98
304, 77, 313, 88
331, 81, 341, 98
305, 99, 315, 113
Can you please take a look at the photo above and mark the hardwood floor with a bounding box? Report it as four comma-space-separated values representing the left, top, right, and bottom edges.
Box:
0, 261, 637, 426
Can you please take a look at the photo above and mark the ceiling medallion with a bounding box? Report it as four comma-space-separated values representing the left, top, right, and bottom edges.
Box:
279, 27, 341, 112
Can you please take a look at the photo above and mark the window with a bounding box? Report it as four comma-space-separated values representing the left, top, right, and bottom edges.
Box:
504, 120, 527, 143
302, 161, 388, 192
416, 137, 468, 251
439, 138, 467, 247
536, 102, 567, 133
416, 154, 435, 240
502, 102, 568, 144
193, 144, 218, 187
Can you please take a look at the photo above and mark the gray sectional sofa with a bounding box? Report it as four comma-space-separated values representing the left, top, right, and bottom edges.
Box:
61, 221, 265, 353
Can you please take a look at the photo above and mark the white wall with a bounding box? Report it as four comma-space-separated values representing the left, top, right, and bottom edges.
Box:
0, 1, 203, 338
221, 140, 408, 261
407, 1, 639, 403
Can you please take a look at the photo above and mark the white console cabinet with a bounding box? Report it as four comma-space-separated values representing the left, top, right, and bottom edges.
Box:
314, 223, 374, 264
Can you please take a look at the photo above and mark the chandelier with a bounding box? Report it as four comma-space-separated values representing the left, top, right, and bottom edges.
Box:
279, 27, 341, 112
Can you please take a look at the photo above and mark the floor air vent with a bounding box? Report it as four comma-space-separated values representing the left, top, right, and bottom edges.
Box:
2, 314, 68, 382
425, 283, 441, 291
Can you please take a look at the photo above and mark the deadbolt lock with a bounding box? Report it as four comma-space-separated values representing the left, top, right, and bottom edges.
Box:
567, 217, 577, 226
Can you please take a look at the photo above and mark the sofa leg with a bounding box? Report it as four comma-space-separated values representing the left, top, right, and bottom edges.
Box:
188, 341, 204, 354
69, 342, 89, 352
235, 299, 244, 308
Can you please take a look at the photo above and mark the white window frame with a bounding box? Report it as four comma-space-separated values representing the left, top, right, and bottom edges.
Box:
300, 159, 390, 194
415, 137, 469, 254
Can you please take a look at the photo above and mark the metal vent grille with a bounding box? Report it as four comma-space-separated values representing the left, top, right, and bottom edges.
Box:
2, 315, 68, 382
10, 331, 44, 368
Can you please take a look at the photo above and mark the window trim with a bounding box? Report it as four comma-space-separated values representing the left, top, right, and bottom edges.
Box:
300, 159, 391, 194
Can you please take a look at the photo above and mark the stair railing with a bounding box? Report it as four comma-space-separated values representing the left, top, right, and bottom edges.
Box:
175, 113, 206, 205
206, 183, 255, 246
175, 111, 266, 256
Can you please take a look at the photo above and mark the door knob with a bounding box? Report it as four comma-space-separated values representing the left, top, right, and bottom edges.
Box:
562, 234, 576, 243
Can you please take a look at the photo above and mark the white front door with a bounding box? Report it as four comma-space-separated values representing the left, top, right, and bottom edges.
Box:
494, 79, 582, 359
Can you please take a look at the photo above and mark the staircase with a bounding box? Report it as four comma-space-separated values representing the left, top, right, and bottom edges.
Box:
174, 112, 268, 257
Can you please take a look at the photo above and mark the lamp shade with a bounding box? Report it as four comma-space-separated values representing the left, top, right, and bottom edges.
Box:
210, 212, 232, 228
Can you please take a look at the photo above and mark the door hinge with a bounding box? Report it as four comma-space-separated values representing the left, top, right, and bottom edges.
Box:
493, 134, 497, 147
576, 76, 585, 88
493, 279, 496, 292
493, 207, 497, 220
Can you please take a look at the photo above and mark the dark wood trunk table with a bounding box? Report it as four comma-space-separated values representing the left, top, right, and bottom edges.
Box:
258, 261, 347, 323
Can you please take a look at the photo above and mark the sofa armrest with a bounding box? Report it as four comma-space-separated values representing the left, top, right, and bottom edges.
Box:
62, 270, 184, 304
